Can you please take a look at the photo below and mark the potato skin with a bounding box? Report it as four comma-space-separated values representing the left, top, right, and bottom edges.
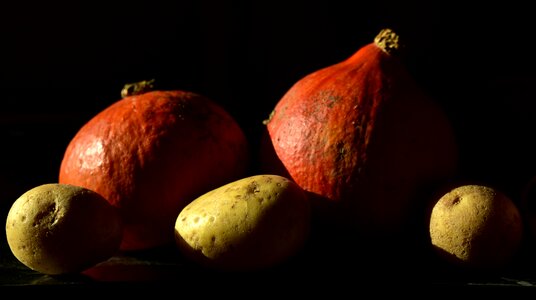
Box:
5, 183, 123, 275
174, 174, 311, 271
429, 184, 523, 270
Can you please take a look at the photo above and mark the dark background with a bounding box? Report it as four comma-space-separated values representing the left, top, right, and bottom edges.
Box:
3, 0, 536, 289
1, 0, 536, 209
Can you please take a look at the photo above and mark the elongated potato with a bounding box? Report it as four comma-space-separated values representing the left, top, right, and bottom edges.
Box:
174, 174, 311, 271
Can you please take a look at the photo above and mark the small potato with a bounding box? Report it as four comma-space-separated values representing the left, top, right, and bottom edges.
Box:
5, 183, 123, 275
429, 184, 523, 270
174, 174, 311, 271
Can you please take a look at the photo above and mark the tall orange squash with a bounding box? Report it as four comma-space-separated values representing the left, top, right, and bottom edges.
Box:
261, 29, 459, 239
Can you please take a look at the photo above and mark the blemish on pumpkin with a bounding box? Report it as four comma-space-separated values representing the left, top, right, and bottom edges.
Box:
324, 93, 341, 108
335, 141, 347, 162
351, 120, 363, 135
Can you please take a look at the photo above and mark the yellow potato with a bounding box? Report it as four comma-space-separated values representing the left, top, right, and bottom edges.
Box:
429, 184, 523, 270
174, 174, 311, 271
5, 183, 123, 275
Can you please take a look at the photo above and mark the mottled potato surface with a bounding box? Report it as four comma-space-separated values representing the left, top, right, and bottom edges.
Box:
5, 183, 123, 275
174, 174, 311, 271
429, 184, 523, 270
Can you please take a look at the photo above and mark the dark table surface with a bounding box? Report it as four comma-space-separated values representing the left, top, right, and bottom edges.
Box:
2, 229, 536, 296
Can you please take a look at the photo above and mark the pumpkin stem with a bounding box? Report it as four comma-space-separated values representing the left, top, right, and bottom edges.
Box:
262, 110, 276, 125
374, 28, 402, 55
121, 79, 156, 98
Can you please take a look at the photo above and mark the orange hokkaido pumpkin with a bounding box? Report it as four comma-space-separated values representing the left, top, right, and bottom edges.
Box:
260, 29, 459, 239
59, 82, 250, 251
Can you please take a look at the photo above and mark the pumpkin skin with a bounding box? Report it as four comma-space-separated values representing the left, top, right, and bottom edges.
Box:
261, 29, 459, 238
59, 90, 250, 251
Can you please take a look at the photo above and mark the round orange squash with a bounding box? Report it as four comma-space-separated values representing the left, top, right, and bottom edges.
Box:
59, 83, 250, 251
261, 29, 459, 239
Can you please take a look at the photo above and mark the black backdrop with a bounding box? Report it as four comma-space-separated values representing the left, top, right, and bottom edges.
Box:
2, 0, 536, 207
